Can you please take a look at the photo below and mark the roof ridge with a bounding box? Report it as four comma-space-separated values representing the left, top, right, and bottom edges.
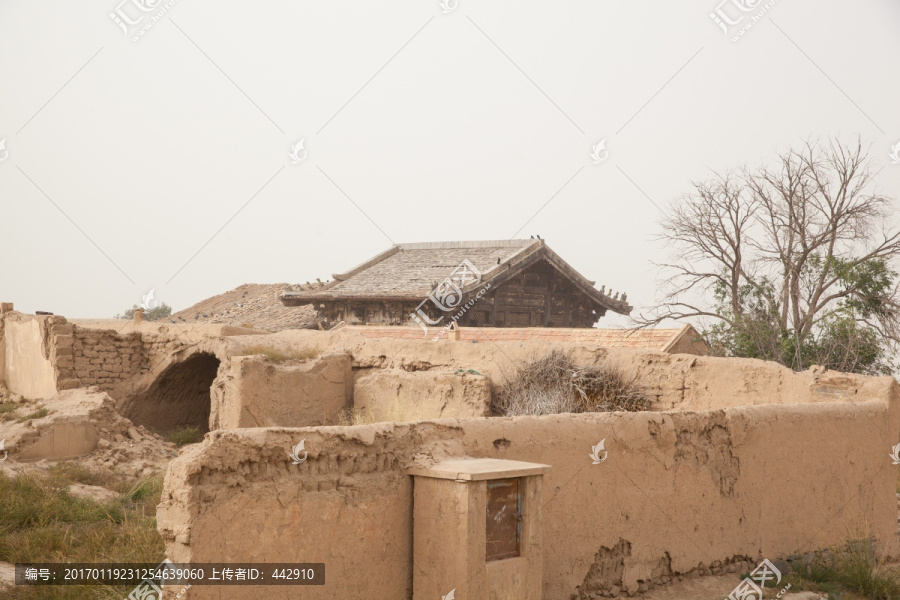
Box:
332, 245, 401, 281
397, 240, 535, 250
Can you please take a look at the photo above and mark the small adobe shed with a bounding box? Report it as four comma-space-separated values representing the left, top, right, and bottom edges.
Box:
280, 240, 632, 329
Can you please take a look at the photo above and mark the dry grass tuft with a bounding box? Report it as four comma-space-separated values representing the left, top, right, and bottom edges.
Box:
493, 350, 649, 416
786, 535, 900, 600
164, 426, 204, 447
16, 408, 50, 423
237, 345, 320, 364
0, 465, 164, 599
833, 540, 900, 599
0, 401, 19, 421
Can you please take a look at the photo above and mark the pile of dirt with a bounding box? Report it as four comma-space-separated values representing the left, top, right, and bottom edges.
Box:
164, 283, 318, 332
0, 387, 178, 478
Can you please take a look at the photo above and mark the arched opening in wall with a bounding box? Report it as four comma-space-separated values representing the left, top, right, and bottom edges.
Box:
123, 352, 220, 435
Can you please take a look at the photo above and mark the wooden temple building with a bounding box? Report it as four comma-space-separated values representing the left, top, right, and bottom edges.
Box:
279, 240, 632, 329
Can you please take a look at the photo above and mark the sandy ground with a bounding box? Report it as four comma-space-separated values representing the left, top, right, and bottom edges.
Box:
631, 573, 826, 599
633, 574, 740, 599
0, 562, 13, 587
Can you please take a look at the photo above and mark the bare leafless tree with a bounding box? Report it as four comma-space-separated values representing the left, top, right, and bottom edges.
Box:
640, 138, 900, 372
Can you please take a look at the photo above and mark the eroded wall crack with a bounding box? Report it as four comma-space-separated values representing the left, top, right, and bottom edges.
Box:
674, 415, 739, 497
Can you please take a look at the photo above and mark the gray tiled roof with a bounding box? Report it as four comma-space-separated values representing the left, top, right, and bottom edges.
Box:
281, 240, 631, 314
316, 240, 533, 298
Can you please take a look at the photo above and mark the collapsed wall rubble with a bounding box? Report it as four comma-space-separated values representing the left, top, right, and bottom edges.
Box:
0, 387, 176, 472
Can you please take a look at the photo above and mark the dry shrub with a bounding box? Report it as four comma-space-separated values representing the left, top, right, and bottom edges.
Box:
165, 425, 203, 447
0, 401, 19, 421
493, 350, 649, 416
16, 408, 50, 423
788, 533, 900, 600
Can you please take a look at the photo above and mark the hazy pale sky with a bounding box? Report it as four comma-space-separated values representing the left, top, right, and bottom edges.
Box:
1, 0, 899, 328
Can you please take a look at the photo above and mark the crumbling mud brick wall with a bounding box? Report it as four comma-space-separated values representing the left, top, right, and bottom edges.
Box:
63, 321, 244, 432
1, 311, 220, 418
0, 312, 185, 400
140, 330, 196, 375
211, 353, 352, 429
66, 325, 146, 392
229, 329, 892, 417
157, 352, 900, 600
0, 312, 64, 399
60, 321, 211, 407
213, 337, 494, 428
353, 369, 492, 420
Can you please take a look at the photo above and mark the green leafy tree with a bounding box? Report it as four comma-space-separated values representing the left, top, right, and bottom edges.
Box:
641, 138, 900, 375
115, 303, 172, 321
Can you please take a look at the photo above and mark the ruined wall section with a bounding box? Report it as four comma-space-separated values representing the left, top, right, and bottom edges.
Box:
243, 329, 887, 412
3, 310, 228, 413
212, 353, 352, 429
158, 379, 900, 599
141, 331, 193, 373
60, 323, 206, 407
49, 320, 77, 390
66, 325, 146, 392
354, 369, 492, 420
0, 305, 6, 387
1, 312, 63, 399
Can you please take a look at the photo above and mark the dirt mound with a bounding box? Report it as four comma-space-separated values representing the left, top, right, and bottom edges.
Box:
0, 387, 177, 477
165, 283, 318, 332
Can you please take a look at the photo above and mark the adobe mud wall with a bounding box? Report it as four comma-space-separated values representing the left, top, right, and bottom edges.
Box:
0, 312, 202, 402
354, 369, 492, 420
62, 325, 146, 392
0, 312, 62, 399
157, 355, 900, 600
211, 353, 352, 429
212, 352, 493, 430
66, 322, 218, 402
233, 329, 887, 413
